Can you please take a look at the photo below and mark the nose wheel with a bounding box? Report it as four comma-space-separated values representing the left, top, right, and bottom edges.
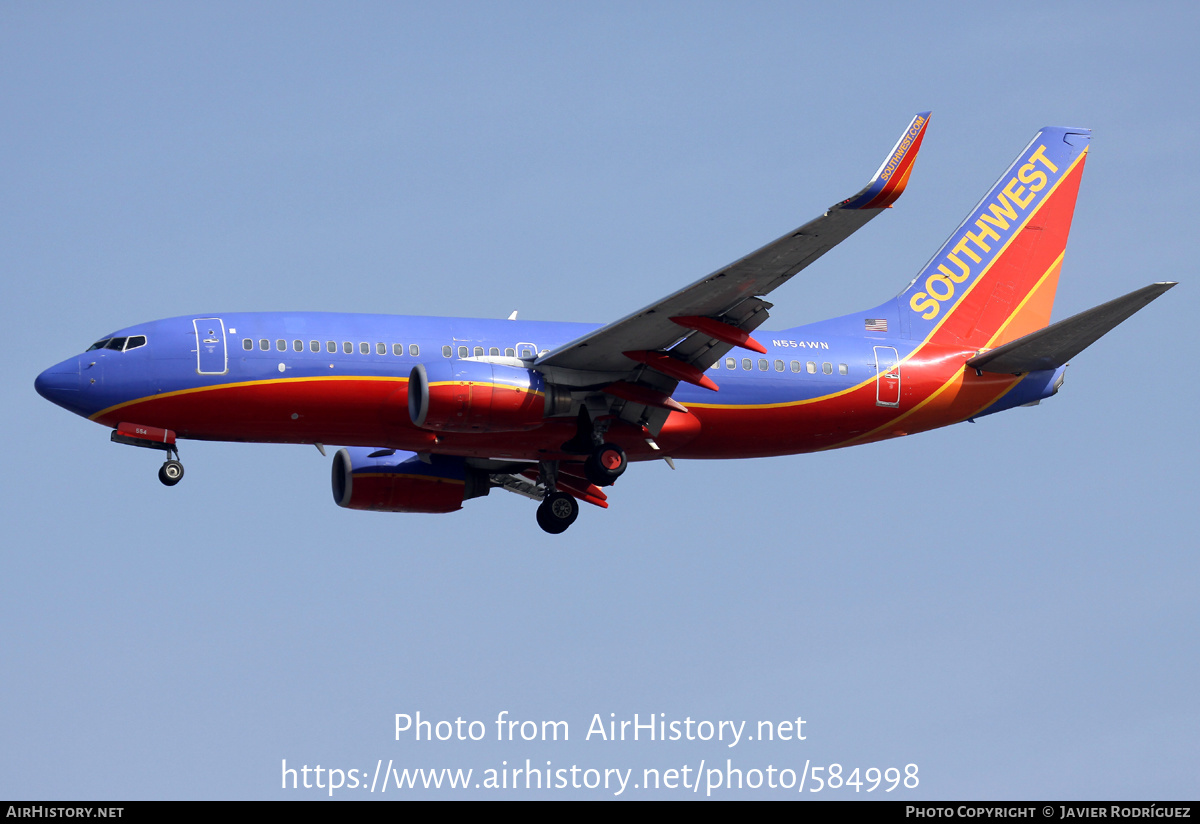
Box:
158, 459, 185, 487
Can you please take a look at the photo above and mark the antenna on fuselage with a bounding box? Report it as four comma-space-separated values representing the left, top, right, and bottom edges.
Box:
507, 310, 518, 320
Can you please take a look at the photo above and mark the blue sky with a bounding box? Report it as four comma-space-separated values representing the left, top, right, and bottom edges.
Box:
4, 2, 1197, 799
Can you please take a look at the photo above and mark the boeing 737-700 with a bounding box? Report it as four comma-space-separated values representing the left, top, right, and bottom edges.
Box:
35, 113, 1174, 533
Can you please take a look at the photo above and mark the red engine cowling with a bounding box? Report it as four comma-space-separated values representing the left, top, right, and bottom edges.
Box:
331, 447, 489, 513
407, 361, 551, 433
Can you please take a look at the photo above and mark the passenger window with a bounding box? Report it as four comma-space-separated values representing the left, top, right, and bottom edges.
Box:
360, 342, 369, 355
260, 339, 269, 351
442, 345, 452, 358
710, 360, 720, 370
293, 340, 303, 352
327, 341, 336, 353
790, 360, 800, 373
310, 340, 319, 352
125, 336, 147, 351
726, 358, 736, 369
343, 341, 353, 354
839, 363, 848, 376
758, 359, 768, 371
242, 339, 252, 350
489, 347, 500, 356
458, 346, 469, 358
375, 342, 384, 355
823, 362, 833, 374
393, 343, 403, 356
807, 361, 816, 374
741, 358, 752, 370
774, 359, 784, 372
410, 344, 420, 357
519, 347, 533, 359
505, 348, 515, 357
277, 339, 286, 351
474, 346, 484, 357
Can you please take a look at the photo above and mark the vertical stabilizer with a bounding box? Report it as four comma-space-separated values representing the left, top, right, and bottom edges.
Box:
899, 127, 1090, 349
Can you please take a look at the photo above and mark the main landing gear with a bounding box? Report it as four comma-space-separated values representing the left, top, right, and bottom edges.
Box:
530, 441, 627, 535
524, 409, 634, 534
536, 491, 579, 535
584, 442, 627, 487
563, 407, 628, 488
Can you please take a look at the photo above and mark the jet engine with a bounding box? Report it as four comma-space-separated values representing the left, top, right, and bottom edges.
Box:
408, 361, 568, 433
331, 447, 489, 513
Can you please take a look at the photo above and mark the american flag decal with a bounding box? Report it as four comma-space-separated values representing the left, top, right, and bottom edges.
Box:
865, 318, 888, 332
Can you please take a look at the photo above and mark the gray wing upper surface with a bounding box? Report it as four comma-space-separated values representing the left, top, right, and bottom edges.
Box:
536, 207, 881, 374
536, 112, 932, 376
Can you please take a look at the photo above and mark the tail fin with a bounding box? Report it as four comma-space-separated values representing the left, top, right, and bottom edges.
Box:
899, 127, 1091, 349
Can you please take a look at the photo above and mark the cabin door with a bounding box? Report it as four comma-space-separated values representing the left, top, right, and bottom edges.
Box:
873, 345, 901, 408
193, 318, 228, 375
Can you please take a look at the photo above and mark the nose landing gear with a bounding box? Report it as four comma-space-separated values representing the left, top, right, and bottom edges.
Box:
158, 459, 185, 487
110, 423, 186, 487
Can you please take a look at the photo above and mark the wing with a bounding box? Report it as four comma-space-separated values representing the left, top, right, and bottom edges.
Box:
537, 111, 931, 380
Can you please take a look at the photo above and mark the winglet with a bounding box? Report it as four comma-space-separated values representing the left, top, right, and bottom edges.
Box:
840, 111, 931, 210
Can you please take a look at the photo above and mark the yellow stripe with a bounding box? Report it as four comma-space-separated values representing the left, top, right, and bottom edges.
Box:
88, 374, 409, 421
685, 372, 877, 411
821, 371, 1024, 451
818, 371, 965, 450
427, 380, 544, 398
983, 250, 1065, 349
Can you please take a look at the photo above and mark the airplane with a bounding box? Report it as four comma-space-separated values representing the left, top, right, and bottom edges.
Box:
34, 113, 1175, 534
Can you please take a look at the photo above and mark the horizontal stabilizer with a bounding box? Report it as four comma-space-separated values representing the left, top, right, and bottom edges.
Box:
968, 282, 1176, 374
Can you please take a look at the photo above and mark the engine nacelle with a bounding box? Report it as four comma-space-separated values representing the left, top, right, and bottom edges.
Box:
408, 361, 557, 433
331, 447, 489, 513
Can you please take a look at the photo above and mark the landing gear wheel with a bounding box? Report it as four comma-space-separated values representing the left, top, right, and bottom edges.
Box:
584, 442, 627, 487
158, 460, 184, 487
536, 491, 579, 534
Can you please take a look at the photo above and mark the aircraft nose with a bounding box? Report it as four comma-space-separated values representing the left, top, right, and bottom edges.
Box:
34, 357, 82, 407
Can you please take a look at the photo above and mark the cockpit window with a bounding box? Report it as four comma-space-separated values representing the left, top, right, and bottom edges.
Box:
87, 335, 147, 353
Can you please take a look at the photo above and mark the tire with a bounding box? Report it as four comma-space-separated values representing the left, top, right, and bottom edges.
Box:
536, 491, 579, 534
584, 442, 627, 487
158, 460, 184, 487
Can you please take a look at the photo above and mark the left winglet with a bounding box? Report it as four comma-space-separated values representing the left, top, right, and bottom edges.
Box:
840, 111, 931, 210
